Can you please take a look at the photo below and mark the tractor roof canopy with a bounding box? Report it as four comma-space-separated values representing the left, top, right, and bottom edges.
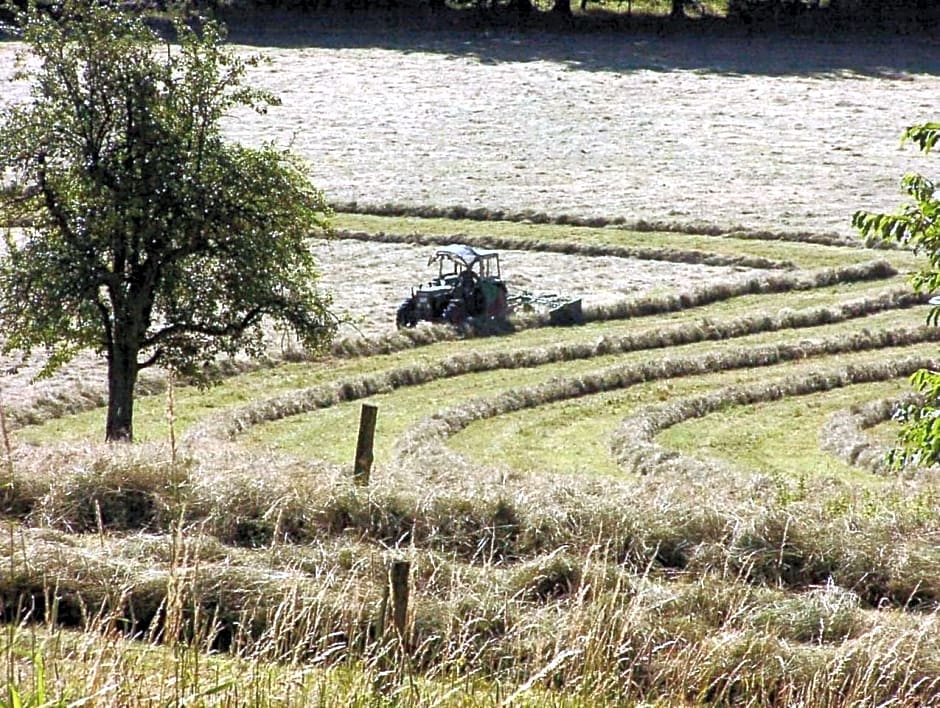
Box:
429, 244, 500, 271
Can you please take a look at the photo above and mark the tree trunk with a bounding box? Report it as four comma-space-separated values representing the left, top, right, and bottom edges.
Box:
551, 0, 572, 20
106, 339, 139, 442
513, 0, 534, 21
670, 0, 684, 18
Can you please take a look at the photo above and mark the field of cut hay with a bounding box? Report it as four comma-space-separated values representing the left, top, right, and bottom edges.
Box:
2, 26, 940, 708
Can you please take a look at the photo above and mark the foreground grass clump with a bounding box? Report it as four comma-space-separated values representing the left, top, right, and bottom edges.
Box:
3, 447, 940, 706
5, 441, 940, 590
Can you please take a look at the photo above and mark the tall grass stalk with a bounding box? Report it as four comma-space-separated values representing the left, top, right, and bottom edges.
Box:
166, 370, 177, 471
0, 385, 13, 507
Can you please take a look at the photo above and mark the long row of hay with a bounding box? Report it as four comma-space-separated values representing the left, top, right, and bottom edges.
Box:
331, 203, 866, 249
0, 357, 280, 431
517, 259, 900, 330
1, 255, 901, 434
336, 228, 794, 270
188, 290, 921, 445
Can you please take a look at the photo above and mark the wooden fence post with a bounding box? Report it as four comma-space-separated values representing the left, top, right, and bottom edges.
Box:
389, 559, 410, 643
353, 403, 378, 486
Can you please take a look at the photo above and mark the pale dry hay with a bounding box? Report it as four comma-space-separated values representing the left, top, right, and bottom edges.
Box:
819, 392, 923, 474
172, 32, 940, 237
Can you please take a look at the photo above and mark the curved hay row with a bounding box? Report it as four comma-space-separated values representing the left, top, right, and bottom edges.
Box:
560, 259, 900, 329
185, 290, 923, 446
609, 357, 940, 477
328, 259, 902, 358
1, 357, 282, 431
332, 203, 868, 249
819, 393, 923, 474
3, 248, 896, 432
394, 329, 940, 476
335, 228, 794, 270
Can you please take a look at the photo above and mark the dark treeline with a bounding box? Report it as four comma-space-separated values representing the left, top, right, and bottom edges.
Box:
208, 0, 939, 34
1, 0, 936, 35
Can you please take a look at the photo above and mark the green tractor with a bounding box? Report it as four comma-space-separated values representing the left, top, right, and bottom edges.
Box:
396, 244, 509, 328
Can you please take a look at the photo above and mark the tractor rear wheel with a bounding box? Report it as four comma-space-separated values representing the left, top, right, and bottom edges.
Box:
443, 300, 466, 325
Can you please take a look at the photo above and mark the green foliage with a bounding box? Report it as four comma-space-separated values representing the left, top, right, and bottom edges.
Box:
0, 0, 335, 440
854, 123, 940, 468
2, 648, 68, 708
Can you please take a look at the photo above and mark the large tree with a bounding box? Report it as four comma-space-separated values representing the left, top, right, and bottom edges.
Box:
0, 1, 336, 441
854, 123, 940, 467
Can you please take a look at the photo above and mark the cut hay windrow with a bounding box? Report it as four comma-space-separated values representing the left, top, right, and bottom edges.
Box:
1, 260, 903, 433
186, 292, 924, 446
331, 203, 868, 249
573, 259, 900, 327
2, 368, 169, 430
820, 393, 923, 474
335, 228, 794, 270
609, 357, 940, 477
395, 329, 940, 474
328, 258, 902, 360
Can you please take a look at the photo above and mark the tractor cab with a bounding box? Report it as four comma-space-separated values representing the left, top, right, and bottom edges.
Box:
396, 244, 509, 328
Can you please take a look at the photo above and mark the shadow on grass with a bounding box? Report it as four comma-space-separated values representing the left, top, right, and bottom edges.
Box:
220, 6, 940, 79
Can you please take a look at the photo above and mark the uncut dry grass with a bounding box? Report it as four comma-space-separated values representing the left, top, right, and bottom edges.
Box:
4, 429, 940, 705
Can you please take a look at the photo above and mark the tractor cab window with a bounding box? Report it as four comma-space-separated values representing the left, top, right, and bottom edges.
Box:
478, 256, 500, 280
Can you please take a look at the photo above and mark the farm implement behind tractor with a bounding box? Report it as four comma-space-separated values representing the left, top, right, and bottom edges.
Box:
396, 244, 509, 328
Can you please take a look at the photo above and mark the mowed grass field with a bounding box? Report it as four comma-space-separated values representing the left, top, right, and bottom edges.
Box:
3, 208, 940, 706
4, 17, 940, 706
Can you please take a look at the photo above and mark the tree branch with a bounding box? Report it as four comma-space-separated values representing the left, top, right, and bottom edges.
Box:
138, 347, 163, 370
143, 305, 267, 348
36, 151, 77, 243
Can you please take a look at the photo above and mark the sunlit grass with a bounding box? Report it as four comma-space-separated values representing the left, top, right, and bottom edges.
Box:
658, 379, 907, 481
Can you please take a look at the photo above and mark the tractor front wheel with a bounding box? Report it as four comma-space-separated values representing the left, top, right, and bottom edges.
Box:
396, 300, 417, 328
